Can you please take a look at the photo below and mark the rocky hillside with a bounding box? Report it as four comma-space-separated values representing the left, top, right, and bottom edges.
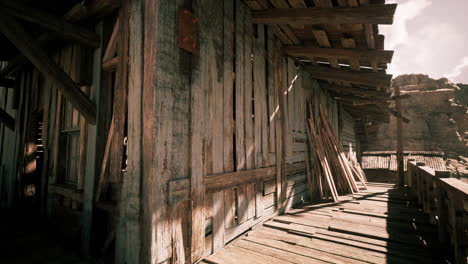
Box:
365, 74, 468, 158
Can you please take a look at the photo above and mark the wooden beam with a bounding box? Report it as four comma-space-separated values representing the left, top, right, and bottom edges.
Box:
82, 0, 121, 21
285, 46, 393, 63
102, 56, 118, 72
395, 85, 404, 187
320, 83, 390, 99
0, 0, 101, 48
0, 0, 120, 79
0, 77, 15, 88
205, 166, 276, 192
374, 101, 410, 123
0, 13, 97, 124
305, 65, 392, 87
252, 4, 397, 25
0, 107, 15, 130
311, 30, 339, 68
103, 17, 120, 61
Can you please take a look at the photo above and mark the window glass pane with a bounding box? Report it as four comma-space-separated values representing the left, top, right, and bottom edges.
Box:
65, 132, 80, 184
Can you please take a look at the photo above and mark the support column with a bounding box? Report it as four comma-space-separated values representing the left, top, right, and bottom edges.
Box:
395, 85, 404, 187
81, 22, 104, 256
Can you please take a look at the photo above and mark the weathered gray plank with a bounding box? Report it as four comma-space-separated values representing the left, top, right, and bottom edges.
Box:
235, 0, 245, 171
244, 7, 254, 171
267, 27, 276, 167
116, 0, 142, 262
223, 0, 234, 173
190, 0, 207, 261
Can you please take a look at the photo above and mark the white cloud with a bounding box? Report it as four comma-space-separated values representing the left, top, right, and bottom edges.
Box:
380, 0, 432, 50
377, 0, 468, 83
446, 56, 468, 81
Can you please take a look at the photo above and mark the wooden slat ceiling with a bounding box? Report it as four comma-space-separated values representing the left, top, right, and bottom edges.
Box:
245, 0, 397, 123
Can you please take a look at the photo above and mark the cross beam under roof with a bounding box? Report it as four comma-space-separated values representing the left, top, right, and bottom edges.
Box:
0, 0, 100, 48
252, 4, 397, 25
0, 13, 97, 124
285, 46, 394, 64
305, 65, 392, 87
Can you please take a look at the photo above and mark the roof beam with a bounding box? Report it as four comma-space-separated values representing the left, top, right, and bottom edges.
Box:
320, 83, 390, 99
0, 107, 15, 130
305, 65, 392, 87
252, 4, 397, 25
0, 0, 101, 48
0, 13, 97, 124
285, 46, 393, 63
0, 0, 120, 79
60, 0, 121, 23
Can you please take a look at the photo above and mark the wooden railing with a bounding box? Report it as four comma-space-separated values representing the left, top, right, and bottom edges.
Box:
407, 161, 468, 264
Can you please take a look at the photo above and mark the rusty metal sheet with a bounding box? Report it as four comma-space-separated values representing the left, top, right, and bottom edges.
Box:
178, 8, 198, 54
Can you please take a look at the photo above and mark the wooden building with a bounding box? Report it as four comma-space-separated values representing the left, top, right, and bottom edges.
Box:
0, 0, 405, 263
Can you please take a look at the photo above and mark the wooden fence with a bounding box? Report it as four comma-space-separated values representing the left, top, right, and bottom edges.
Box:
407, 161, 468, 264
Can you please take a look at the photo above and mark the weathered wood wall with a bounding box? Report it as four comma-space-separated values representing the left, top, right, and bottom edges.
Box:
118, 0, 357, 263
0, 1, 361, 262
340, 108, 357, 152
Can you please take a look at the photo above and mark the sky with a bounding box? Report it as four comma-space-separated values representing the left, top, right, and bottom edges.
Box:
379, 0, 468, 84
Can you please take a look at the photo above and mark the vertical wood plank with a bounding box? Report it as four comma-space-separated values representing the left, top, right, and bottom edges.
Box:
40, 76, 52, 214
152, 0, 184, 261
244, 7, 254, 170
287, 58, 295, 150
77, 85, 89, 191
235, 0, 245, 171
117, 0, 143, 262
224, 187, 236, 228
246, 183, 256, 219
45, 57, 58, 216
238, 2, 253, 225
190, 0, 206, 261
255, 181, 264, 218
170, 0, 193, 260
294, 69, 301, 133
171, 203, 186, 264
207, 0, 226, 254
267, 27, 276, 167
259, 26, 269, 168
253, 26, 262, 169
212, 190, 224, 252
82, 23, 104, 257
109, 2, 130, 185
140, 0, 157, 262
274, 40, 287, 213
222, 0, 236, 234
237, 184, 248, 224
223, 0, 234, 173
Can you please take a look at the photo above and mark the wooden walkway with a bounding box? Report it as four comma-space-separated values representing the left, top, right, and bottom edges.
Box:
202, 182, 452, 264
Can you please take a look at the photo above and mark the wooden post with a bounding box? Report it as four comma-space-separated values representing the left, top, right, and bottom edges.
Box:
407, 159, 414, 187
81, 22, 104, 257
395, 85, 404, 187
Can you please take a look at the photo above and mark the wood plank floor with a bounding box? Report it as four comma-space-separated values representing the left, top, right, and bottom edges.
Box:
202, 182, 452, 264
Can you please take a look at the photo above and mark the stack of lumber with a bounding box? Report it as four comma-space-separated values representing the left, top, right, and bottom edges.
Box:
348, 143, 368, 183
306, 101, 367, 202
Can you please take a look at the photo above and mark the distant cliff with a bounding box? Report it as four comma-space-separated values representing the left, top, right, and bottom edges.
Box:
365, 74, 467, 158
